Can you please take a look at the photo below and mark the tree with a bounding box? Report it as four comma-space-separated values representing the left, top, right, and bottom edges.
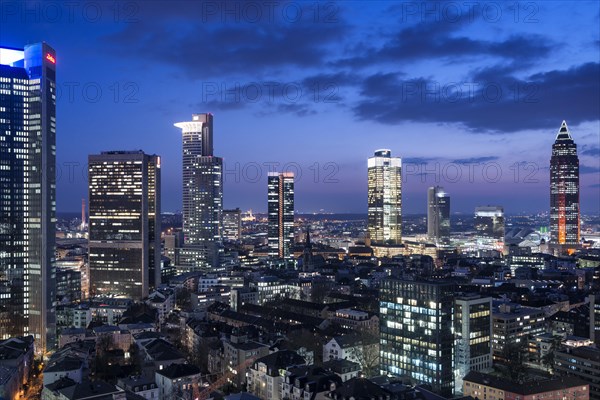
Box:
541, 336, 563, 373
287, 328, 326, 366
94, 333, 115, 379
501, 340, 527, 382
345, 328, 380, 378
176, 287, 192, 310
310, 280, 331, 303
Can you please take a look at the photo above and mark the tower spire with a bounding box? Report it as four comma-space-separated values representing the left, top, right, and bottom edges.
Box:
556, 120, 572, 140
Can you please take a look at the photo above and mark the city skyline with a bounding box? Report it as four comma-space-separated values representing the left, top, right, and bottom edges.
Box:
1, 2, 598, 215
3, 3, 600, 399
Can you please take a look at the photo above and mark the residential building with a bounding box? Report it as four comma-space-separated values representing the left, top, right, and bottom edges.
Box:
155, 363, 201, 400
247, 350, 305, 400
463, 371, 588, 400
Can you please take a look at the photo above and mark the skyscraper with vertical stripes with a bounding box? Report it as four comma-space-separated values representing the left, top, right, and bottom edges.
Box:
550, 120, 580, 255
267, 172, 294, 261
175, 114, 223, 244
367, 149, 402, 245
88, 151, 161, 300
0, 43, 57, 352
174, 114, 223, 270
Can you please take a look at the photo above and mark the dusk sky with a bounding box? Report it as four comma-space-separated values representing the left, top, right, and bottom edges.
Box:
2, 0, 599, 214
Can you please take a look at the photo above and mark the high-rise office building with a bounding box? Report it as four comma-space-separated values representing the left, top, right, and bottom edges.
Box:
491, 303, 545, 363
0, 43, 57, 352
550, 120, 580, 255
223, 208, 242, 241
474, 206, 505, 240
427, 186, 450, 243
268, 172, 294, 260
174, 113, 223, 244
380, 279, 455, 396
367, 149, 402, 245
454, 295, 493, 391
88, 151, 161, 300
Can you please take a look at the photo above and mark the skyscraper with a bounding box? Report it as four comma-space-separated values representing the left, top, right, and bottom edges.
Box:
550, 120, 580, 254
474, 206, 505, 240
427, 186, 450, 243
223, 208, 242, 241
367, 149, 402, 245
175, 114, 223, 243
267, 172, 294, 260
454, 294, 493, 391
0, 43, 57, 352
88, 151, 161, 300
380, 279, 455, 396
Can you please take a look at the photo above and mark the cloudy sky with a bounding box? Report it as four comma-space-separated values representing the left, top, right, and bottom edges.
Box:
3, 0, 599, 214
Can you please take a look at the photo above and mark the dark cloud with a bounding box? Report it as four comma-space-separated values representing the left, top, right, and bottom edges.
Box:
580, 165, 600, 174
255, 103, 318, 118
335, 1, 551, 69
403, 157, 437, 164
581, 145, 600, 157
452, 156, 499, 164
352, 62, 600, 133
103, 1, 348, 78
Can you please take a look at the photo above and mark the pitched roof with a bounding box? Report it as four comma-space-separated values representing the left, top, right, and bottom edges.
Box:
57, 379, 123, 400
253, 350, 305, 376
156, 363, 200, 379
332, 377, 390, 399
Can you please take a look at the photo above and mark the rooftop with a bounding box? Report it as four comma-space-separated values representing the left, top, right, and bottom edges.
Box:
464, 371, 588, 395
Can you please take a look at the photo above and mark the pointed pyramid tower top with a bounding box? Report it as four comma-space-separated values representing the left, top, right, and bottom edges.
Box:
555, 120, 573, 141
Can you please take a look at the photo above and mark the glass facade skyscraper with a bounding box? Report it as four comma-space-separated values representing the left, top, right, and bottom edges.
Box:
267, 172, 294, 260
223, 208, 242, 241
368, 149, 402, 245
550, 120, 580, 254
0, 43, 57, 352
174, 113, 223, 245
88, 151, 161, 300
474, 206, 505, 240
427, 186, 450, 243
380, 279, 455, 396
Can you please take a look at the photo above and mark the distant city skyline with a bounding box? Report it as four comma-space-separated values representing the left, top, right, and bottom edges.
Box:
1, 2, 597, 215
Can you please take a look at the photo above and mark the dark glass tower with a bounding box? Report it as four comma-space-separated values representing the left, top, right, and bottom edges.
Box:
427, 186, 450, 243
550, 120, 580, 254
267, 172, 294, 260
0, 43, 57, 352
380, 279, 455, 396
88, 151, 161, 300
